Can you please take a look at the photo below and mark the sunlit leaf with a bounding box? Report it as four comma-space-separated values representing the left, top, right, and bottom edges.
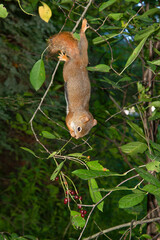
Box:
71, 211, 85, 229
89, 179, 104, 212
88, 64, 110, 73
87, 161, 105, 171
38, 2, 52, 23
72, 169, 123, 180
120, 142, 147, 155
146, 161, 160, 173
148, 59, 160, 66
0, 4, 8, 18
108, 13, 123, 21
148, 101, 160, 108
41, 131, 58, 139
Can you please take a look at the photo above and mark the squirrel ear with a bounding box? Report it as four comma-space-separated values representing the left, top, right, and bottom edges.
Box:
70, 130, 76, 138
81, 116, 90, 123
93, 119, 97, 126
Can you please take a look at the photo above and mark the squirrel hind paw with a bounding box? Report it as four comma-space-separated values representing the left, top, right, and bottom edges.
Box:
81, 19, 89, 33
58, 51, 69, 62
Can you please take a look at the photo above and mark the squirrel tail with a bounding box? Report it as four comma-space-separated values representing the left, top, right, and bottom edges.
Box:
49, 32, 79, 59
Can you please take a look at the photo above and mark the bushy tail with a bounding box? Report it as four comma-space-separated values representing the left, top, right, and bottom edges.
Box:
49, 32, 79, 59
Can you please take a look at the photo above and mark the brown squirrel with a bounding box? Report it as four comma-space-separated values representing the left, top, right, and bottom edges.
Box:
49, 19, 97, 139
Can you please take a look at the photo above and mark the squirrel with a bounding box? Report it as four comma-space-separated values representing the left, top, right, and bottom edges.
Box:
49, 19, 97, 139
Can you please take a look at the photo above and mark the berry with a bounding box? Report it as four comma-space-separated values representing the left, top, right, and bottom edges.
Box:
75, 195, 79, 200
79, 196, 82, 201
84, 210, 87, 214
78, 205, 82, 209
64, 198, 68, 204
80, 210, 84, 214
55, 176, 59, 181
81, 213, 85, 218
70, 190, 75, 195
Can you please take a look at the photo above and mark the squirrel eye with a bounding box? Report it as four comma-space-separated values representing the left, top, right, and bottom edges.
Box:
77, 126, 82, 132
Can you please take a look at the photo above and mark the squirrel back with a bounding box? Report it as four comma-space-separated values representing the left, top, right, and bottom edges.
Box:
49, 19, 97, 139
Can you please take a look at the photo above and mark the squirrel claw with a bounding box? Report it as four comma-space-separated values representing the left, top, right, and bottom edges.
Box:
58, 52, 68, 62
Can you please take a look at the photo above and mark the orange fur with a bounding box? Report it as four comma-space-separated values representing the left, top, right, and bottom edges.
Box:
49, 19, 97, 139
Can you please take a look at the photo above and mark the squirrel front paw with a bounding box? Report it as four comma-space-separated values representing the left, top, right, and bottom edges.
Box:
58, 51, 69, 62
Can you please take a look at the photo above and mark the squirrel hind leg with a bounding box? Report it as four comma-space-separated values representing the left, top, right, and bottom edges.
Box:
81, 19, 89, 33
58, 51, 69, 62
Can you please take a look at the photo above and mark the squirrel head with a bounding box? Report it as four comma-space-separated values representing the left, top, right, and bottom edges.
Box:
66, 111, 97, 139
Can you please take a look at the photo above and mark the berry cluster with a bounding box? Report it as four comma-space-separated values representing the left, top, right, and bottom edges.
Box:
64, 189, 87, 218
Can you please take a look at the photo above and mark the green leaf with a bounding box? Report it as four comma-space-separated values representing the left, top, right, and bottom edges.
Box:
30, 59, 45, 91
48, 151, 57, 159
143, 184, 157, 192
120, 37, 148, 75
67, 153, 86, 159
20, 147, 37, 158
72, 169, 123, 180
16, 113, 24, 124
127, 121, 145, 139
89, 179, 104, 212
0, 4, 8, 18
117, 76, 131, 84
148, 101, 160, 108
93, 33, 120, 44
148, 59, 160, 66
146, 161, 160, 173
142, 8, 160, 17
135, 167, 160, 187
125, 0, 139, 2
108, 13, 123, 21
101, 77, 120, 89
119, 193, 145, 208
134, 25, 156, 41
140, 234, 152, 239
71, 211, 85, 229
41, 131, 58, 139
149, 111, 160, 121
87, 64, 110, 73
50, 161, 65, 181
120, 142, 147, 155
96, 186, 135, 192
23, 236, 37, 240
99, 0, 117, 11
146, 152, 160, 162
87, 161, 105, 171
150, 140, 160, 151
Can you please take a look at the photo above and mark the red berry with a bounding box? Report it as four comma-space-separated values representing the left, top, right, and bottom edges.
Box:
75, 195, 79, 200
55, 176, 59, 181
80, 210, 84, 214
78, 205, 82, 209
79, 196, 82, 201
81, 213, 85, 218
64, 198, 68, 204
84, 210, 87, 214
70, 190, 75, 195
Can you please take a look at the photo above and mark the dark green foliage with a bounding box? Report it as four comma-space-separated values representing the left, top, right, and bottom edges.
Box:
1, 0, 160, 239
